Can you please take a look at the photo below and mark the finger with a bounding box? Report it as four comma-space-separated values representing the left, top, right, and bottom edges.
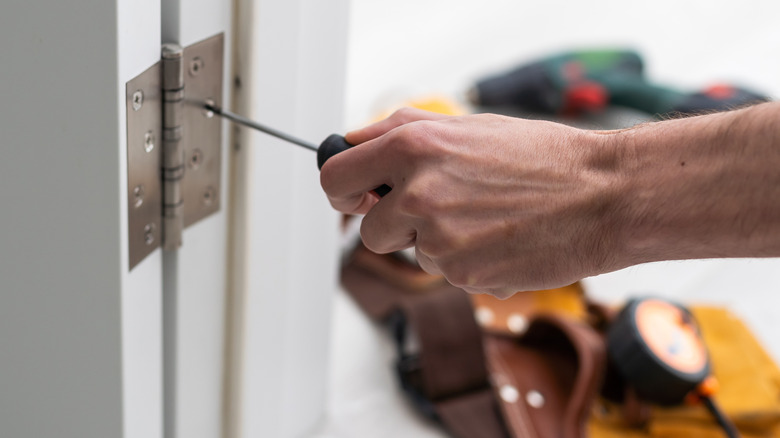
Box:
345, 107, 450, 145
327, 191, 379, 215
320, 135, 395, 210
414, 247, 442, 276
359, 192, 416, 254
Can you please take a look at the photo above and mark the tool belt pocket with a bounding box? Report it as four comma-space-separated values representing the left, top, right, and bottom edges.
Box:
340, 241, 780, 438
342, 242, 605, 438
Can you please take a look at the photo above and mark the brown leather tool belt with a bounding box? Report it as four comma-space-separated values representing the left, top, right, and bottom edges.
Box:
341, 242, 607, 438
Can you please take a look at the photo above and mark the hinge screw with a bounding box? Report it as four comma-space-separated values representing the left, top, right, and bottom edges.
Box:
143, 130, 155, 153
189, 57, 204, 76
133, 185, 144, 208
203, 186, 216, 206
143, 223, 156, 246
204, 98, 215, 118
132, 90, 144, 111
189, 149, 203, 170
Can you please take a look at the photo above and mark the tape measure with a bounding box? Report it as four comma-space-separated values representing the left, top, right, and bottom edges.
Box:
607, 297, 710, 404
606, 297, 740, 437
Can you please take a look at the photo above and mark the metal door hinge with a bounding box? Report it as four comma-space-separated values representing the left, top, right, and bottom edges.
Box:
125, 33, 224, 270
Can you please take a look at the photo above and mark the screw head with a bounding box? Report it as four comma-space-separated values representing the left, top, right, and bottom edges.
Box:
203, 186, 216, 207
133, 185, 144, 208
189, 149, 203, 170
189, 57, 204, 76
132, 90, 144, 111
203, 98, 215, 118
143, 130, 155, 153
143, 223, 156, 246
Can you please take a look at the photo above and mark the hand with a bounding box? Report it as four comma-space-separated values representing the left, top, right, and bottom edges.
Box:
320, 108, 620, 297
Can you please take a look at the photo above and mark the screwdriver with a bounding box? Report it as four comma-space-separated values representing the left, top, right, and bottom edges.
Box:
205, 103, 391, 196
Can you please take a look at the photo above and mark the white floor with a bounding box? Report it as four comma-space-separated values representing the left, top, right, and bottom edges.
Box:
312, 1, 780, 436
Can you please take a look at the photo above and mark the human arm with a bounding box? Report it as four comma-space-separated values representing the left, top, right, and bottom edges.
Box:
319, 103, 780, 297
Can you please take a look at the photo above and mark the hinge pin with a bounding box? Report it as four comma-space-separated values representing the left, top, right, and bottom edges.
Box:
161, 43, 185, 250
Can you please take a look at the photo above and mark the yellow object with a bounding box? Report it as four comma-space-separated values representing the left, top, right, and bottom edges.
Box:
373, 94, 468, 121
589, 306, 780, 437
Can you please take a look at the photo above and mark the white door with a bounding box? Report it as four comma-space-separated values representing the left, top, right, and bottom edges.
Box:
0, 0, 348, 437
1, 0, 233, 436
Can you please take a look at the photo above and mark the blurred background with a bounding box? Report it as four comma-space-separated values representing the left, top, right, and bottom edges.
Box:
316, 1, 780, 436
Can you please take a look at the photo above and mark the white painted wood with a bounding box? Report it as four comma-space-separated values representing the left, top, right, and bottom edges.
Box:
227, 1, 349, 437
0, 0, 163, 437
160, 1, 232, 438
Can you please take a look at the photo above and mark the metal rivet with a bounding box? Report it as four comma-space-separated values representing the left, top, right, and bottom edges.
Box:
143, 223, 155, 246
132, 90, 144, 111
203, 186, 216, 206
499, 384, 519, 404
133, 185, 144, 208
189, 149, 202, 170
143, 130, 155, 153
474, 307, 495, 326
203, 98, 215, 118
507, 313, 528, 334
526, 390, 545, 408
189, 57, 204, 76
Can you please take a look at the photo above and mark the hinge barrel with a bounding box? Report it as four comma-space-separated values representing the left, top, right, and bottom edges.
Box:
161, 43, 185, 250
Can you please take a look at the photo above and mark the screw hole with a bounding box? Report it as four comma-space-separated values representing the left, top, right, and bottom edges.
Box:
189, 149, 203, 170
143, 131, 155, 153
189, 57, 204, 76
132, 90, 144, 111
143, 223, 156, 246
133, 185, 144, 208
203, 186, 216, 206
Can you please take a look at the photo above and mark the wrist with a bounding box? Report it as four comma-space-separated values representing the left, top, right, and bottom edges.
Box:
589, 125, 658, 267
592, 104, 780, 266
573, 128, 639, 275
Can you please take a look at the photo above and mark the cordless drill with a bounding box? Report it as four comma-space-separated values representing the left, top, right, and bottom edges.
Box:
469, 49, 769, 117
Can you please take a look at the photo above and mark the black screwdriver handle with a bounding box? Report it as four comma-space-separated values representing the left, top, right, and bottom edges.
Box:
317, 134, 392, 197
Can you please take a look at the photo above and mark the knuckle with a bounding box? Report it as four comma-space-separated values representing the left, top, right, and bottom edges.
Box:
398, 182, 451, 222
390, 107, 421, 124
397, 183, 431, 217
442, 264, 471, 289
414, 250, 440, 275
391, 121, 442, 158
415, 233, 447, 259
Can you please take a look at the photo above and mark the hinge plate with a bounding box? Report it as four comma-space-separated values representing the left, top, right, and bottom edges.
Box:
126, 33, 224, 270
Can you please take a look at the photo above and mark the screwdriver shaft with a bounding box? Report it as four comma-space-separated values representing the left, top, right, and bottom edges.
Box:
205, 104, 319, 152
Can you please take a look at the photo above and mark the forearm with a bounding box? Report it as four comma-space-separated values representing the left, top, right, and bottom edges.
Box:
600, 102, 780, 266
321, 105, 780, 295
